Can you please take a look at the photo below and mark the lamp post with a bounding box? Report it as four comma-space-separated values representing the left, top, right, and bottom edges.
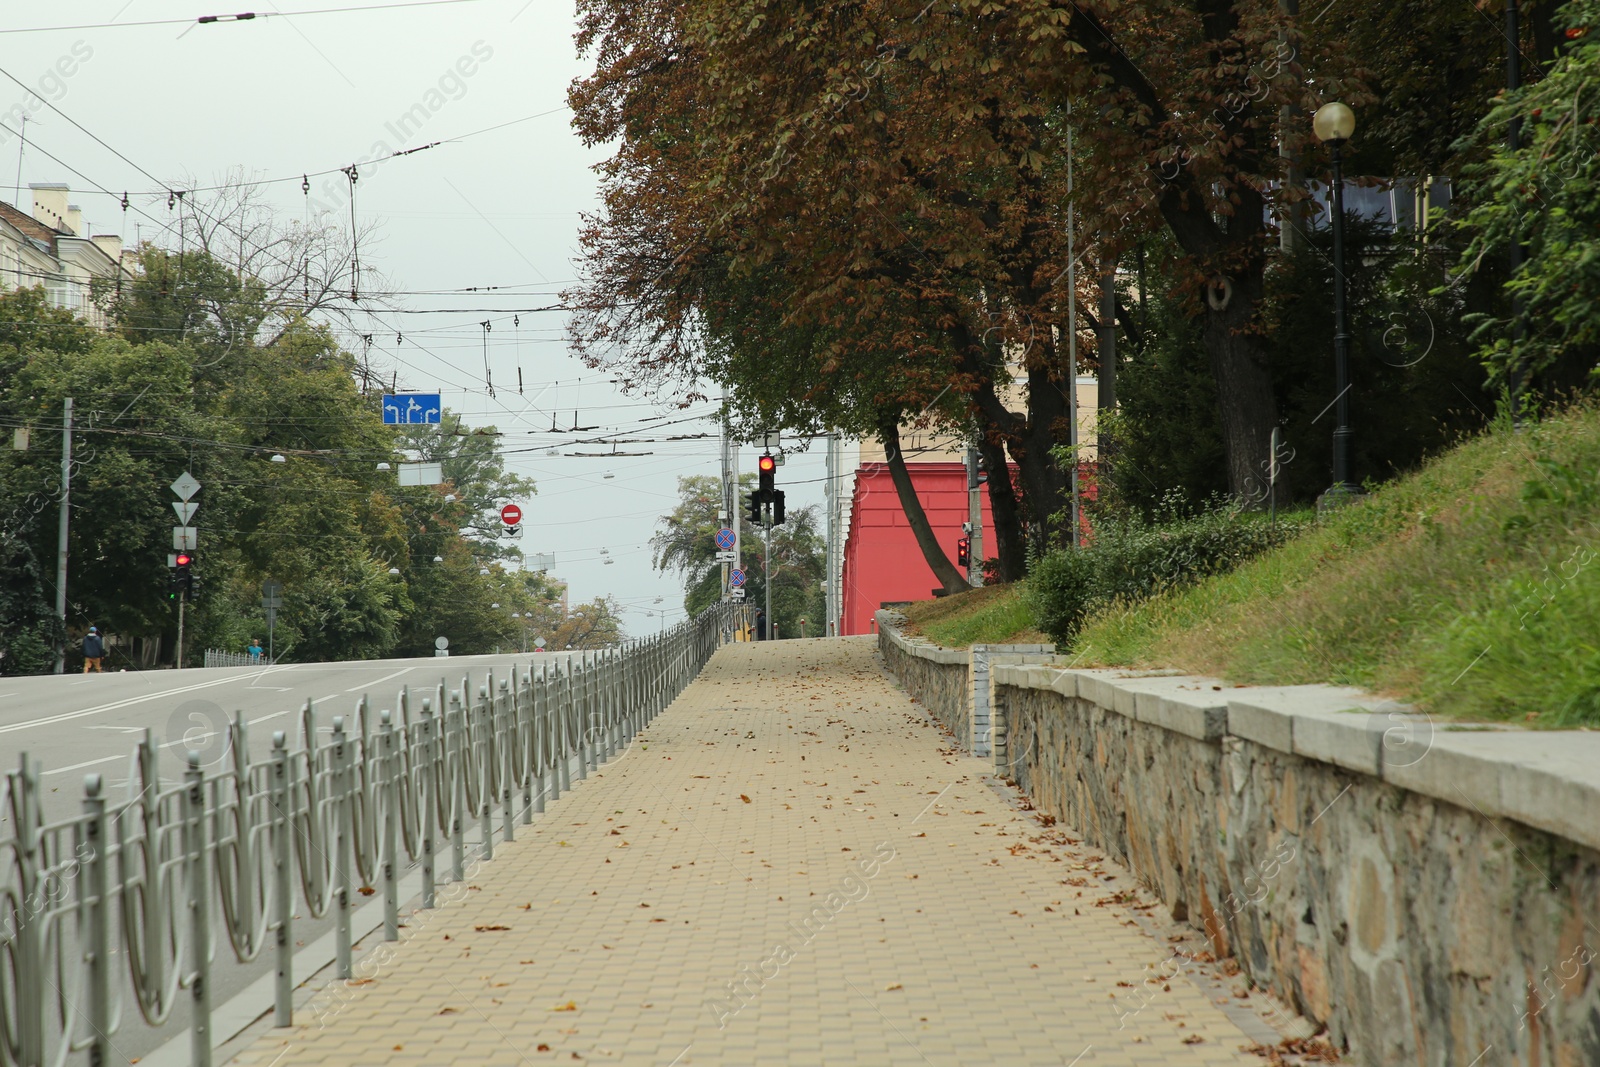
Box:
1313, 101, 1359, 505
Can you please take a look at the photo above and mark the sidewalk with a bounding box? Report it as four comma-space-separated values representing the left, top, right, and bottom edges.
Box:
228, 637, 1278, 1066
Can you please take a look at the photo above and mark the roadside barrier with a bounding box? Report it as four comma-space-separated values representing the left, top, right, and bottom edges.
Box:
1, 606, 737, 1067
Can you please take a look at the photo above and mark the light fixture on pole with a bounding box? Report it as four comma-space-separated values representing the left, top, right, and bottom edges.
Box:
1313, 101, 1360, 507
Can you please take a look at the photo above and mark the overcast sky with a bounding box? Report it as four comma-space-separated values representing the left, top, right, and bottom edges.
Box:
3, 0, 836, 632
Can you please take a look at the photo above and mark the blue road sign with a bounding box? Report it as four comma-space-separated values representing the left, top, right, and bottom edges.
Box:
714, 527, 736, 550
729, 568, 747, 588
382, 393, 442, 425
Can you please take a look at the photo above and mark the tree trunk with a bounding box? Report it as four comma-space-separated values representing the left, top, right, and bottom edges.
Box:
1159, 185, 1279, 500
979, 434, 1026, 581
1201, 272, 1277, 501
878, 416, 969, 595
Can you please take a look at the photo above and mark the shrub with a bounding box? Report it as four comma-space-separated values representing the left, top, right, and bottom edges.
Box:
1027, 499, 1309, 644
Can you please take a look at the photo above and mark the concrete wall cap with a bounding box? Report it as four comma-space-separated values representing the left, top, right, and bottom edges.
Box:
1382, 729, 1600, 853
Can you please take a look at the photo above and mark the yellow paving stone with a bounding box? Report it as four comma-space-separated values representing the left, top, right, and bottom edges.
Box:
224, 638, 1272, 1066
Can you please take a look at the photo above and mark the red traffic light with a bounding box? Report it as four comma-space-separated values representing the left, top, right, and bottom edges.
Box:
175, 553, 193, 567
758, 454, 776, 474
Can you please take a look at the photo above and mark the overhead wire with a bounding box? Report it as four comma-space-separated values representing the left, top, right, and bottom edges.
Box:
0, 0, 494, 36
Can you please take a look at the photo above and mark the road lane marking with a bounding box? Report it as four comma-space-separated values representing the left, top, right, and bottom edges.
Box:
344, 666, 415, 693
0, 675, 257, 736
42, 754, 125, 777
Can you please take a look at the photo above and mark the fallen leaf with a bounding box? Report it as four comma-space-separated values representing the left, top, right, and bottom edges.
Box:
475, 924, 512, 932
358, 886, 376, 896
537, 1043, 552, 1052
552, 1001, 578, 1012
740, 794, 751, 803
438, 1007, 459, 1015
885, 982, 903, 991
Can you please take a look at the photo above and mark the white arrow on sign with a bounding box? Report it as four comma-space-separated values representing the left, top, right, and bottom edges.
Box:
171, 472, 201, 501
172, 501, 198, 524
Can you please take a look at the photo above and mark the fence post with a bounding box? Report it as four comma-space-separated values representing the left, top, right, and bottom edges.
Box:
521, 670, 535, 824
558, 661, 573, 794
82, 773, 111, 1067
539, 664, 555, 806
449, 690, 466, 883
380, 709, 399, 941
420, 698, 436, 909
500, 679, 516, 844
270, 731, 293, 1026
184, 751, 214, 1067
332, 717, 353, 979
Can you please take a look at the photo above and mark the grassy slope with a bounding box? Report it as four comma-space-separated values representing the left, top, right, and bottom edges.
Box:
898, 585, 1048, 648
1076, 403, 1600, 725
888, 404, 1600, 725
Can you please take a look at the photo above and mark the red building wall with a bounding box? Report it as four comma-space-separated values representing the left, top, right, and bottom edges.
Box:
841, 462, 998, 636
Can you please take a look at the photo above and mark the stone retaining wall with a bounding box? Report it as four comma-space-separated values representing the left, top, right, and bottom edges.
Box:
876, 612, 970, 744
877, 614, 1600, 1066
874, 612, 1053, 752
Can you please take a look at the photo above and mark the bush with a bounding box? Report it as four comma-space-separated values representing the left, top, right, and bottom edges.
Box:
1027, 498, 1309, 644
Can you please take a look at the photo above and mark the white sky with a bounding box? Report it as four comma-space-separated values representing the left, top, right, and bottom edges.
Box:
3, 0, 834, 632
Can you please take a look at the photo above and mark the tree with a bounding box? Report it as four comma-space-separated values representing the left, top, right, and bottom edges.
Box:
397, 411, 536, 557
568, 0, 1083, 560
550, 597, 624, 650
1458, 5, 1600, 399
651, 474, 826, 638
100, 177, 384, 380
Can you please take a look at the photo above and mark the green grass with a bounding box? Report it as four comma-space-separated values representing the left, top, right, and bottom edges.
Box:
1074, 402, 1600, 726
898, 585, 1046, 648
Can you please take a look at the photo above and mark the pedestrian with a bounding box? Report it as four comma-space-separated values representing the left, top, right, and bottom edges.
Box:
82, 626, 105, 673
248, 638, 264, 663
755, 608, 767, 641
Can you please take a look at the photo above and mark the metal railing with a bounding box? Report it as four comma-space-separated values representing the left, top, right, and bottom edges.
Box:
201, 650, 275, 668
2, 606, 736, 1067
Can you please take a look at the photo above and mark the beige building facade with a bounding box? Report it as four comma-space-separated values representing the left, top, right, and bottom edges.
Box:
0, 183, 134, 328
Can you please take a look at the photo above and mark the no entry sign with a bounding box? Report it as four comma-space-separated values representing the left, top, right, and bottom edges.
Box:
501, 504, 522, 525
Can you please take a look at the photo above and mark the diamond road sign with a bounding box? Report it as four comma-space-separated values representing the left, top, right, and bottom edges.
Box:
729, 568, 747, 588
170, 472, 201, 501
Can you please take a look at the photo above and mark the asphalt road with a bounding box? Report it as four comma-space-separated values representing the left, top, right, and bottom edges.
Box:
0, 651, 579, 1065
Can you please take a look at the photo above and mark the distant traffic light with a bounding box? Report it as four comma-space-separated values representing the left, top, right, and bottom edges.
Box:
748, 491, 763, 524
771, 490, 785, 525
174, 552, 194, 601
956, 537, 971, 568
758, 453, 776, 495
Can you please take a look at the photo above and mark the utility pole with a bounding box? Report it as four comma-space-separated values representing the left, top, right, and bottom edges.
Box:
1065, 102, 1081, 549
53, 397, 73, 674
964, 443, 984, 586
832, 435, 844, 633
764, 516, 772, 641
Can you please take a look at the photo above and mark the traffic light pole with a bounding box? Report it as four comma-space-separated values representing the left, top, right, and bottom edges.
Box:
53, 398, 73, 674
764, 513, 772, 641
176, 597, 185, 670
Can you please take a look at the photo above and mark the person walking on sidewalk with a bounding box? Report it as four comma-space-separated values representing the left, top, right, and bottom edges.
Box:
82, 627, 105, 673
248, 638, 264, 664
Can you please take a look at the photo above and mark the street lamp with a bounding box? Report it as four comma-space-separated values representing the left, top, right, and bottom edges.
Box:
1314, 101, 1359, 505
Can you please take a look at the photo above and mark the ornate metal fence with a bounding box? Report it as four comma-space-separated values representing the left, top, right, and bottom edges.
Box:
1, 607, 734, 1067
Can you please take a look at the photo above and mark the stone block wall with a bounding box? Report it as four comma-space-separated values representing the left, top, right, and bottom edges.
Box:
879, 617, 1600, 1066
876, 611, 970, 746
